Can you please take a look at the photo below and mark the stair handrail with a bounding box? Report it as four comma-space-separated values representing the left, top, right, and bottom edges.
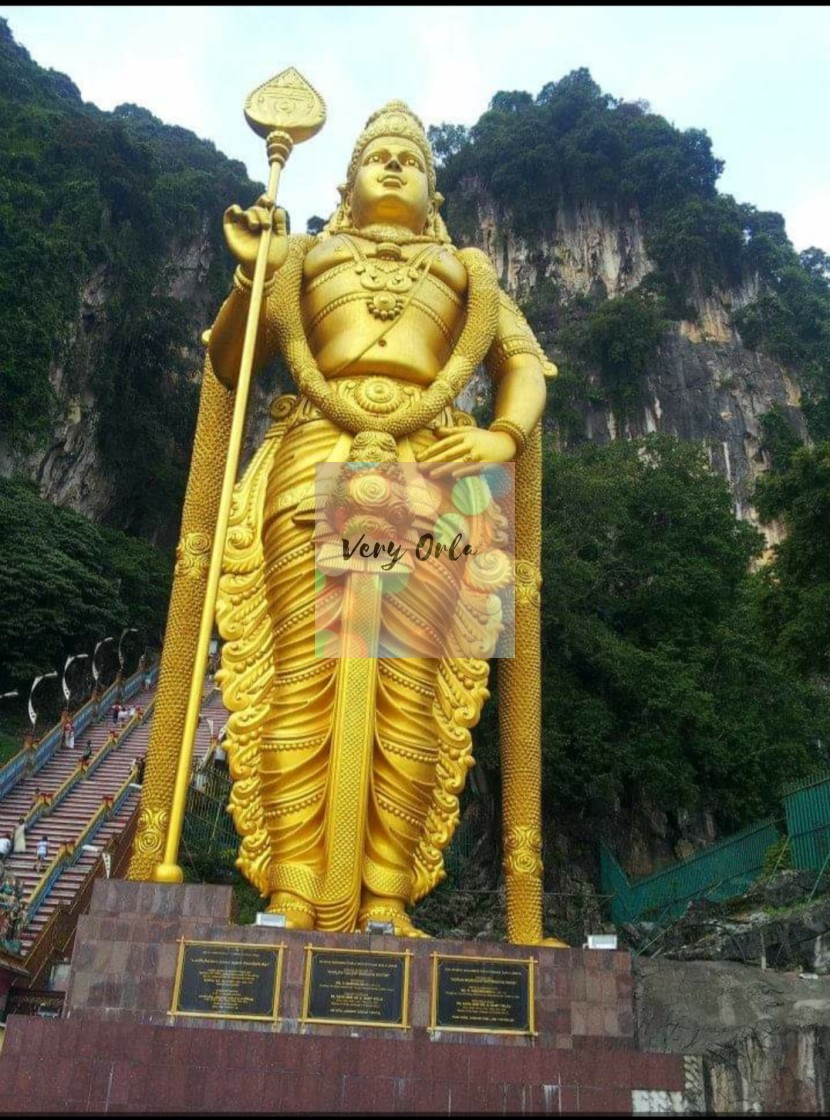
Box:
23, 844, 75, 929
73, 768, 139, 857
82, 696, 156, 779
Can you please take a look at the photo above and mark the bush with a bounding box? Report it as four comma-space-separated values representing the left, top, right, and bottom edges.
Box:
761, 837, 792, 878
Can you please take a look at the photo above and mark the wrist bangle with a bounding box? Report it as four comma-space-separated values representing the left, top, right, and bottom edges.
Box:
233, 265, 253, 295
233, 265, 276, 296
490, 418, 529, 455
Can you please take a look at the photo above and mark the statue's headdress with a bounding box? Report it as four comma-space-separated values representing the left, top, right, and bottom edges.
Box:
322, 101, 449, 243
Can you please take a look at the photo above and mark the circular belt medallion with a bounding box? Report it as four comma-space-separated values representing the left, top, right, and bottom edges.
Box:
355, 377, 404, 415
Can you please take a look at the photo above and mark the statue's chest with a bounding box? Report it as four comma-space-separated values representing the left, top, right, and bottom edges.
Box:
301, 239, 466, 336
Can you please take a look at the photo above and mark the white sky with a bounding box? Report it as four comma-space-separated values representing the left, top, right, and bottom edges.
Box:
2, 5, 829, 252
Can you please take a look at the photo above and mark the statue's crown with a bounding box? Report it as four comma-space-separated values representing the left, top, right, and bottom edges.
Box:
347, 101, 435, 194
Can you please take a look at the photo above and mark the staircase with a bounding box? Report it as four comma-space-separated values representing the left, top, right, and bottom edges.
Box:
0, 680, 228, 961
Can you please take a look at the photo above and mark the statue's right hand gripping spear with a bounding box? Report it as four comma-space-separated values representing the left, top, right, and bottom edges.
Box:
152, 70, 326, 883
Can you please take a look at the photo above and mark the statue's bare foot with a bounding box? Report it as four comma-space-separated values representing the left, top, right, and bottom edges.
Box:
357, 901, 430, 939
266, 890, 316, 930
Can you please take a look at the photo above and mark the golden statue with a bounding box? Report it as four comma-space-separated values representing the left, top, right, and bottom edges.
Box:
129, 84, 557, 944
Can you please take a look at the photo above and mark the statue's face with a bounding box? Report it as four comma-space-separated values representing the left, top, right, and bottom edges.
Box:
350, 136, 430, 233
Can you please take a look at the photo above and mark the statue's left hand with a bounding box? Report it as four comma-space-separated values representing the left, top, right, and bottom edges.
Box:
415, 425, 517, 479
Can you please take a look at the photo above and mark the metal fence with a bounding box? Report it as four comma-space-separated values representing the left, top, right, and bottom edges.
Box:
783, 771, 830, 874
442, 807, 483, 880
181, 765, 237, 862
601, 770, 830, 926
178, 754, 830, 928
0, 666, 155, 802
600, 818, 781, 925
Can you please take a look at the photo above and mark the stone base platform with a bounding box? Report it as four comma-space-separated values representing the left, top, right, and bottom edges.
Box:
0, 881, 696, 1114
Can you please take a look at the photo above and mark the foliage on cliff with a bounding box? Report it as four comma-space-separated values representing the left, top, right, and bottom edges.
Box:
0, 478, 172, 693
556, 288, 669, 416
430, 70, 830, 425
736, 247, 830, 439
0, 19, 260, 535
430, 72, 830, 835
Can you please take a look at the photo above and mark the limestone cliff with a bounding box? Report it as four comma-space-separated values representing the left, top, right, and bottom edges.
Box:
0, 19, 266, 545
0, 234, 278, 547
467, 195, 808, 543
0, 234, 213, 523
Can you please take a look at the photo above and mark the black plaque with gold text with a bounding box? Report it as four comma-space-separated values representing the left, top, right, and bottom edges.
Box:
170, 940, 284, 1022
302, 947, 410, 1028
431, 954, 534, 1035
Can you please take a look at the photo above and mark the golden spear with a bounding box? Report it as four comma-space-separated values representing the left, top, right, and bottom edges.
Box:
128, 69, 326, 883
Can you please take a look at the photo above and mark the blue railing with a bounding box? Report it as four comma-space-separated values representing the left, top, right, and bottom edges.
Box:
24, 851, 67, 927
26, 700, 155, 830
120, 664, 158, 702
0, 664, 157, 805
0, 752, 30, 802
96, 680, 119, 714
29, 722, 65, 776
90, 779, 137, 840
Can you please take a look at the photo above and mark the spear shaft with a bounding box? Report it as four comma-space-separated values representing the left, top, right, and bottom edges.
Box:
153, 138, 289, 882
138, 69, 326, 883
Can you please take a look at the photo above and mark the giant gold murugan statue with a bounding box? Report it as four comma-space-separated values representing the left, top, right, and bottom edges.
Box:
129, 89, 557, 943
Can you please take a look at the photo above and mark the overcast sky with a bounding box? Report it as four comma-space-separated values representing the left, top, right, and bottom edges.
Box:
2, 5, 828, 252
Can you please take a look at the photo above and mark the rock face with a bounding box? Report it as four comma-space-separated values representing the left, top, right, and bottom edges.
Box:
0, 227, 274, 540
3, 265, 115, 521
584, 333, 805, 538
479, 196, 652, 298
635, 958, 830, 1112
635, 876, 830, 977
471, 197, 807, 542
0, 237, 208, 521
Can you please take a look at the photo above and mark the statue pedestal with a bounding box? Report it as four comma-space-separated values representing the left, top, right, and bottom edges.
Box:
0, 882, 694, 1114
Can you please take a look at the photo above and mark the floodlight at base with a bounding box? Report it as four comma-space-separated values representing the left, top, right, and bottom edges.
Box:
585, 933, 618, 950
366, 920, 395, 935
255, 912, 287, 928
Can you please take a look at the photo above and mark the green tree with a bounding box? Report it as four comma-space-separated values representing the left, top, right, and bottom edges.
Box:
0, 478, 171, 692
753, 442, 830, 677
426, 123, 469, 165
0, 19, 261, 538
520, 435, 825, 830
558, 288, 668, 413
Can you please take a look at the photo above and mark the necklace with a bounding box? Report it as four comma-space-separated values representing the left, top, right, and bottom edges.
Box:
340, 235, 441, 322
347, 223, 444, 247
